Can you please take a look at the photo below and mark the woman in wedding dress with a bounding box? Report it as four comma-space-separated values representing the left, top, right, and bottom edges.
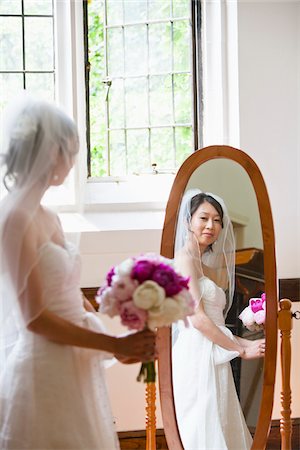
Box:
0, 96, 156, 450
172, 189, 265, 450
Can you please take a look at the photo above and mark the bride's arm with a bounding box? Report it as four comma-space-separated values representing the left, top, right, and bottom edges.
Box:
191, 303, 264, 360
178, 256, 263, 360
191, 304, 244, 355
11, 218, 156, 362
27, 308, 155, 361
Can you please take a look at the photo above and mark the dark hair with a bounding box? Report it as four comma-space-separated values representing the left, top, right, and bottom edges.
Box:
190, 193, 224, 226
189, 193, 224, 252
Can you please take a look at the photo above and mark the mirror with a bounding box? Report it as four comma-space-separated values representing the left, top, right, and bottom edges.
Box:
157, 146, 277, 450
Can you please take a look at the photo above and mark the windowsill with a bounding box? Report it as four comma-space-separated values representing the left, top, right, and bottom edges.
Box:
84, 174, 175, 207
60, 209, 166, 233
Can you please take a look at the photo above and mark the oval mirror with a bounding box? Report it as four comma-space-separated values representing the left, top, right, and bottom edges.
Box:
157, 145, 277, 450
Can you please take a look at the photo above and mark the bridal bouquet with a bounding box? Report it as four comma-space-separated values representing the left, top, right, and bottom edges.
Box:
96, 253, 195, 382
239, 293, 266, 332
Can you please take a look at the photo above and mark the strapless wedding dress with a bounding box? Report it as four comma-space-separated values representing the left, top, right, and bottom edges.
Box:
0, 241, 119, 450
172, 276, 253, 450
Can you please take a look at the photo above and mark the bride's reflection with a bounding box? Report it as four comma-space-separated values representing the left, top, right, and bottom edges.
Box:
172, 189, 265, 450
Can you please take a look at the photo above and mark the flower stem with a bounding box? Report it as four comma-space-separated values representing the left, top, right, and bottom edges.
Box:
137, 361, 156, 383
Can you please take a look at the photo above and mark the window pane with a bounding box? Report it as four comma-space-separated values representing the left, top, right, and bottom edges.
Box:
125, 77, 148, 127
172, 0, 190, 18
0, 73, 23, 109
109, 130, 126, 176
124, 25, 147, 76
0, 0, 21, 14
87, 0, 193, 177
124, 0, 147, 24
175, 126, 193, 166
107, 28, 124, 77
149, 75, 172, 126
109, 78, 124, 128
26, 73, 54, 101
127, 129, 149, 175
174, 73, 192, 123
25, 17, 54, 70
0, 17, 22, 70
148, 0, 170, 21
173, 20, 191, 72
24, 0, 53, 15
151, 127, 174, 169
106, 0, 123, 26
149, 22, 171, 74
91, 131, 107, 177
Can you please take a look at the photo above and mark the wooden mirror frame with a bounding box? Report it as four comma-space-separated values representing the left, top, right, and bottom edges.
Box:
157, 145, 277, 450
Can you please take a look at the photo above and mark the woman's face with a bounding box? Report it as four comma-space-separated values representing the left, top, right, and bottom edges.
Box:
189, 201, 222, 252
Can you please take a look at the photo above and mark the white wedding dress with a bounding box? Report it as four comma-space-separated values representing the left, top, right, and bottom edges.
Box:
172, 276, 253, 450
0, 241, 120, 450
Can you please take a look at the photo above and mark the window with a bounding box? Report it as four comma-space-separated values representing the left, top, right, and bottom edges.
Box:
0, 0, 203, 208
0, 0, 55, 108
84, 0, 199, 178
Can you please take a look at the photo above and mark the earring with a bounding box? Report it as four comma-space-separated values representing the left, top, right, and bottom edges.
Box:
53, 174, 59, 181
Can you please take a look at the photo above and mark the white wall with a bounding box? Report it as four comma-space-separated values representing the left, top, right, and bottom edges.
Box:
237, 0, 300, 420
238, 0, 300, 279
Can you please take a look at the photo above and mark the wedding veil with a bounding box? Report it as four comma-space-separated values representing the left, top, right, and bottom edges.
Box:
174, 188, 236, 317
0, 94, 79, 366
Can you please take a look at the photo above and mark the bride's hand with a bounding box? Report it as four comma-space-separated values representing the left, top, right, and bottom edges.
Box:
114, 329, 157, 363
240, 339, 265, 359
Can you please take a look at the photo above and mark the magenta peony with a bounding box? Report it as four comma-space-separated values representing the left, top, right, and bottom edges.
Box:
151, 263, 189, 296
131, 259, 155, 282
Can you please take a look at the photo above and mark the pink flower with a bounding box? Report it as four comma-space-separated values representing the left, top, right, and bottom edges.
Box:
261, 292, 266, 303
106, 267, 115, 286
132, 259, 156, 282
110, 275, 138, 302
119, 300, 148, 330
250, 298, 264, 314
151, 263, 188, 296
96, 287, 119, 318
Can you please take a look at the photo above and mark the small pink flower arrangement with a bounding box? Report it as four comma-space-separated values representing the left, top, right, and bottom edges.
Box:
96, 253, 195, 381
239, 293, 266, 332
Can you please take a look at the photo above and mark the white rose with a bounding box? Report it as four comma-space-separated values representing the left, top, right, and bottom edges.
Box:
133, 280, 165, 310
148, 298, 183, 330
115, 258, 135, 277
97, 287, 119, 318
239, 306, 255, 328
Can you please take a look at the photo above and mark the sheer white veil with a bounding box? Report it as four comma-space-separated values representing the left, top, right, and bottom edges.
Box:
0, 94, 79, 366
174, 188, 236, 317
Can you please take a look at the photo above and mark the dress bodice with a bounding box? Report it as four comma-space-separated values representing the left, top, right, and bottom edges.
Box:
38, 241, 86, 323
199, 276, 226, 326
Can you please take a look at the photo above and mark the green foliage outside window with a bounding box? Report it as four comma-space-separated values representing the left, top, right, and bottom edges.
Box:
87, 0, 193, 178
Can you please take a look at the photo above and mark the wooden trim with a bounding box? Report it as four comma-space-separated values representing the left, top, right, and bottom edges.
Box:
117, 420, 300, 450
278, 299, 293, 450
81, 287, 98, 310
279, 279, 300, 302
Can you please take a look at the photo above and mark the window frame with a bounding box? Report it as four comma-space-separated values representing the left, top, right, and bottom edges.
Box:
83, 0, 202, 181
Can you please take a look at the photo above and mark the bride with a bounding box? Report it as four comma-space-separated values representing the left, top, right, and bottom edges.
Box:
172, 189, 265, 450
0, 96, 156, 449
